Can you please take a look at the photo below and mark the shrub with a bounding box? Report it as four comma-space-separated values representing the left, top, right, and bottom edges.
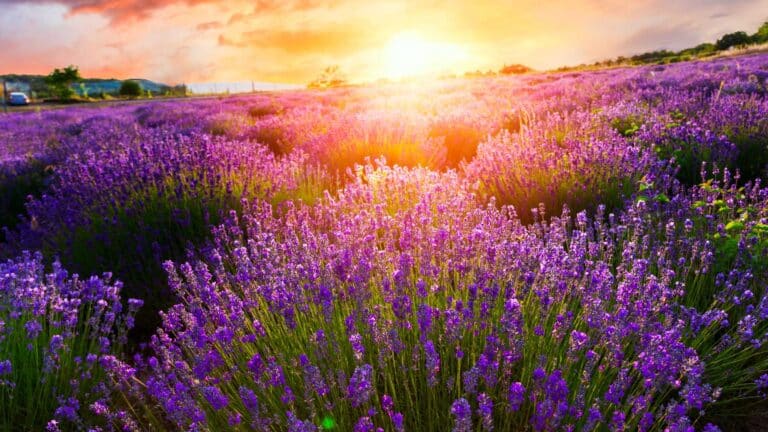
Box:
0, 251, 141, 430
499, 64, 533, 75
753, 21, 768, 44
105, 168, 768, 430
465, 112, 652, 222
428, 115, 486, 168
45, 65, 81, 101
16, 129, 310, 337
312, 112, 446, 172
644, 120, 735, 185
0, 157, 52, 243
716, 31, 752, 51
247, 102, 283, 118
119, 80, 142, 98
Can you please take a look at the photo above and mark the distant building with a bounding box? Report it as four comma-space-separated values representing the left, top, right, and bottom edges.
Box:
4, 81, 31, 94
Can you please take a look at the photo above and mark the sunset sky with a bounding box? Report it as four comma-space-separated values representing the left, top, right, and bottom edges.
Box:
1, 0, 767, 85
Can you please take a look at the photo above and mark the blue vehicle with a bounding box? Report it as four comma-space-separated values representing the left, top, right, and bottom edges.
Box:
8, 92, 30, 106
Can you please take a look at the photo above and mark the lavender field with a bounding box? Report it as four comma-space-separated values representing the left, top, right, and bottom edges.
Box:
2, 53, 768, 431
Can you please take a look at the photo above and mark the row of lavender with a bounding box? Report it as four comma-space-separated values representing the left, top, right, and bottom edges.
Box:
0, 53, 767, 430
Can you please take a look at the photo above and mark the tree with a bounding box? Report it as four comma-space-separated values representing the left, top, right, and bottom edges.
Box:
119, 80, 142, 98
499, 64, 533, 75
307, 66, 347, 89
715, 31, 751, 50
45, 65, 81, 100
753, 21, 768, 43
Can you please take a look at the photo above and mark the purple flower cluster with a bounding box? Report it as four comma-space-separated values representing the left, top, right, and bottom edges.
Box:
0, 251, 141, 430
2, 52, 768, 431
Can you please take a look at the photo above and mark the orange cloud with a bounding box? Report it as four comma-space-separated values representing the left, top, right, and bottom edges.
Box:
219, 27, 387, 56
196, 20, 222, 31
3, 0, 768, 85
6, 0, 219, 23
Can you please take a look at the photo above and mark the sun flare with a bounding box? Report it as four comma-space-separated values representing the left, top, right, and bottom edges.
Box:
384, 32, 466, 80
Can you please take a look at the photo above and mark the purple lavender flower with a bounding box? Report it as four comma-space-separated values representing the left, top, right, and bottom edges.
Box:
569, 330, 588, 351
0, 360, 11, 376
354, 416, 375, 432
350, 333, 365, 362
756, 374, 768, 397
508, 381, 525, 412
424, 339, 440, 387
477, 393, 494, 431
392, 412, 404, 432
202, 385, 228, 411
347, 364, 374, 408
287, 411, 317, 432
450, 398, 472, 432
239, 386, 259, 414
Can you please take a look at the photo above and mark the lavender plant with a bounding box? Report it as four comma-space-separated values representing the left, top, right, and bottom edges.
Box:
106, 165, 767, 430
0, 51, 767, 431
0, 251, 142, 430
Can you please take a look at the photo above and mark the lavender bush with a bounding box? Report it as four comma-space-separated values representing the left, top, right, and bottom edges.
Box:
0, 251, 141, 430
101, 164, 768, 431
1, 52, 768, 430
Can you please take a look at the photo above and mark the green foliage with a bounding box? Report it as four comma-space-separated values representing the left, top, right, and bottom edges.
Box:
0, 254, 139, 431
731, 133, 768, 181
716, 31, 752, 51
57, 179, 248, 337
680, 43, 718, 57
45, 65, 81, 100
753, 21, 768, 43
631, 50, 676, 64
119, 80, 142, 98
556, 20, 768, 73
0, 159, 52, 245
677, 180, 768, 422
610, 115, 643, 137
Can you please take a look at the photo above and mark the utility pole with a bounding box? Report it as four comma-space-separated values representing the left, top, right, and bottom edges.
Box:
1, 80, 7, 114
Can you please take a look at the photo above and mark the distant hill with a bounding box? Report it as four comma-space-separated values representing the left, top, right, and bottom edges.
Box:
553, 19, 768, 72
0, 74, 178, 99
70, 78, 172, 96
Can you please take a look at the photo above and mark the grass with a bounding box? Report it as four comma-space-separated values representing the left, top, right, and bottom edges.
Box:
0, 157, 52, 244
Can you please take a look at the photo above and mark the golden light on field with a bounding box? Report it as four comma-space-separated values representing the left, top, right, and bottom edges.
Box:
384, 32, 467, 80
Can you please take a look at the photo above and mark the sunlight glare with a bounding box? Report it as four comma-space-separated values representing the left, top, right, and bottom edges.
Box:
385, 32, 466, 80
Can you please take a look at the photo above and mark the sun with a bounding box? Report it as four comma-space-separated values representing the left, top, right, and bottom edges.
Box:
384, 32, 466, 80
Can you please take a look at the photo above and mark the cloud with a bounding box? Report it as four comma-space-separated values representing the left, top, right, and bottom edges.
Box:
3, 0, 768, 84
219, 26, 386, 55
196, 20, 222, 31
3, 0, 339, 23
621, 21, 701, 53
4, 0, 219, 23
218, 34, 247, 47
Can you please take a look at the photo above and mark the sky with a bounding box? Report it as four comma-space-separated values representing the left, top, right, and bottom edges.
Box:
0, 0, 767, 85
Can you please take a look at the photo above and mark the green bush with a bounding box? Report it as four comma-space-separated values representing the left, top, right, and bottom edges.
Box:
716, 31, 752, 50
119, 80, 142, 98
0, 158, 51, 245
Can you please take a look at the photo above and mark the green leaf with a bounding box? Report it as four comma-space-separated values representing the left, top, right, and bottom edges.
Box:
752, 223, 768, 233
725, 220, 745, 232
